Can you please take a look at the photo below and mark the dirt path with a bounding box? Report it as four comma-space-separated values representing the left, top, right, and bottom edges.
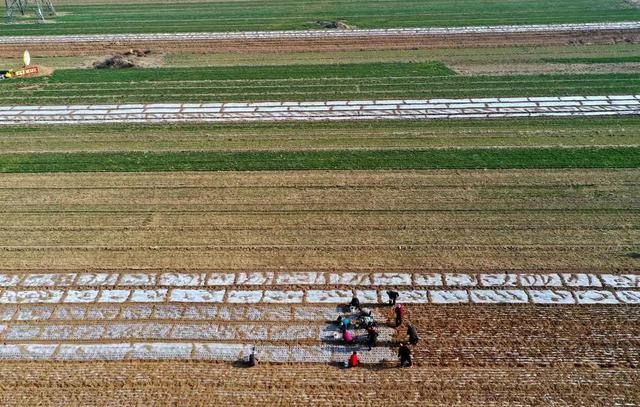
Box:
1, 30, 638, 57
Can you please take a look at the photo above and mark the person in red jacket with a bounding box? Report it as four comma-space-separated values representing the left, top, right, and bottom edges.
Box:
349, 351, 360, 368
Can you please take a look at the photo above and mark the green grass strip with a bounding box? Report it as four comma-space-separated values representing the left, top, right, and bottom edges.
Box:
2, 0, 640, 36
47, 62, 455, 83
2, 64, 638, 104
543, 56, 640, 64
0, 147, 636, 173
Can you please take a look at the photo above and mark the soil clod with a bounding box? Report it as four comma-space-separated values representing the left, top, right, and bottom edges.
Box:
315, 20, 353, 30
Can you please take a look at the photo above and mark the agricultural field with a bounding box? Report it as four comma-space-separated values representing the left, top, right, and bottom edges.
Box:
2, 0, 640, 35
1, 58, 640, 105
0, 0, 639, 405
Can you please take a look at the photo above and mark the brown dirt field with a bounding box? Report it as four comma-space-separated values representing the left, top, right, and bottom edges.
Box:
0, 245, 633, 270
451, 62, 640, 75
2, 227, 634, 247
1, 303, 637, 368
0, 169, 637, 271
0, 167, 635, 403
1, 30, 638, 57
0, 169, 635, 188
403, 305, 640, 367
0, 211, 634, 229
0, 361, 637, 406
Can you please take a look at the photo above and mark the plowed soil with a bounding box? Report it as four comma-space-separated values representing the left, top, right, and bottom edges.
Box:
0, 169, 637, 271
0, 361, 637, 406
405, 305, 640, 367
1, 30, 638, 57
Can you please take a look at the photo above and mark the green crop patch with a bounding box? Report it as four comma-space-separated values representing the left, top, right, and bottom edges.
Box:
543, 56, 640, 64
2, 0, 640, 36
47, 62, 455, 83
0, 147, 636, 173
1, 63, 638, 104
1, 116, 639, 153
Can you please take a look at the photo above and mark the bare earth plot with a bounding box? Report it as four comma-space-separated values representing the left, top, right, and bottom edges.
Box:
0, 171, 635, 389
0, 363, 638, 406
0, 169, 636, 270
3, 29, 638, 59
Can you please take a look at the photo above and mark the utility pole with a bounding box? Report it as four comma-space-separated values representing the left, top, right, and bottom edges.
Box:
5, 0, 55, 23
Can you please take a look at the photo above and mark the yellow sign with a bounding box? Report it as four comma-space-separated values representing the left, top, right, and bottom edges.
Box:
13, 66, 39, 77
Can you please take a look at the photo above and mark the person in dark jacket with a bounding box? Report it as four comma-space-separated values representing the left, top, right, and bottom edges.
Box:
386, 290, 399, 305
359, 309, 375, 329
350, 296, 361, 311
394, 304, 405, 327
366, 326, 379, 350
248, 347, 258, 367
398, 343, 412, 367
407, 324, 419, 345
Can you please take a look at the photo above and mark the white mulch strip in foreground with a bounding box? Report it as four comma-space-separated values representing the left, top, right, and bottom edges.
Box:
1, 95, 638, 125
0, 304, 396, 362
0, 286, 635, 361
1, 21, 639, 44
0, 342, 396, 362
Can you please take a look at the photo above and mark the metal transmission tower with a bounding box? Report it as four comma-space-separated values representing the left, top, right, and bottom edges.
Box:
5, 0, 55, 23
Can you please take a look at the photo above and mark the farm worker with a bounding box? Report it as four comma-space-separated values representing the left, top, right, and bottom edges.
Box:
339, 316, 351, 332
343, 329, 354, 344
349, 351, 360, 367
386, 290, 399, 306
407, 324, 419, 345
366, 327, 379, 350
398, 343, 412, 367
350, 296, 361, 311
360, 313, 375, 329
394, 304, 405, 327
248, 347, 258, 367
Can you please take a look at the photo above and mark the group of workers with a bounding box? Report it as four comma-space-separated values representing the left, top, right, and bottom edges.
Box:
345, 290, 419, 368
337, 308, 379, 350
246, 290, 419, 368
